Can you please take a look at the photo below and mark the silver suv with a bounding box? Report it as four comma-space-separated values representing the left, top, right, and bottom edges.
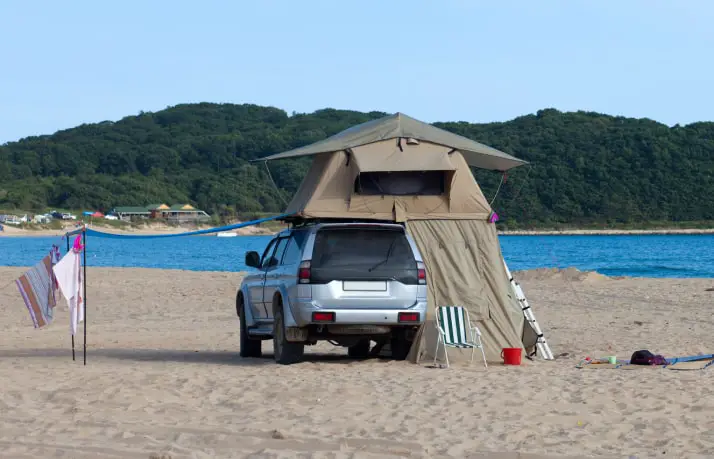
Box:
236, 222, 427, 364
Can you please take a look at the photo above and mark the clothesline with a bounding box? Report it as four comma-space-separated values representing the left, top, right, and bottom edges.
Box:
5, 214, 291, 291
9, 238, 83, 361
9, 212, 295, 367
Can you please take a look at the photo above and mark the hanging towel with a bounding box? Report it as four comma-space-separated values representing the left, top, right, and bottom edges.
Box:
53, 249, 84, 336
16, 254, 59, 328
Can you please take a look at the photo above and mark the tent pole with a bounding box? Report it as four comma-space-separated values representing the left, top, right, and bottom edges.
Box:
82, 228, 87, 366
66, 235, 75, 362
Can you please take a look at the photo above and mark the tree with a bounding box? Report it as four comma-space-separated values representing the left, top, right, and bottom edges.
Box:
1, 104, 713, 226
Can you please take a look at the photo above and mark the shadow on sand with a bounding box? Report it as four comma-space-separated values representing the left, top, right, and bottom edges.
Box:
0, 347, 395, 366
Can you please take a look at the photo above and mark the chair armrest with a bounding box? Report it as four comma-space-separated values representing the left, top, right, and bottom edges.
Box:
470, 326, 482, 343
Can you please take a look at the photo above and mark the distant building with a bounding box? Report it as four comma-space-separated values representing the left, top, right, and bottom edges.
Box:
164, 204, 210, 223
111, 204, 210, 223
112, 206, 151, 221
147, 203, 170, 218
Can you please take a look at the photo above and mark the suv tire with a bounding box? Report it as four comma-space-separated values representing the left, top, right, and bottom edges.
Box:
391, 328, 411, 361
347, 339, 371, 358
273, 298, 304, 365
238, 294, 262, 358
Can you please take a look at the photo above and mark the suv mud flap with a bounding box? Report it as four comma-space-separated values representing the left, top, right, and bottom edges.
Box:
285, 327, 308, 342
405, 325, 419, 341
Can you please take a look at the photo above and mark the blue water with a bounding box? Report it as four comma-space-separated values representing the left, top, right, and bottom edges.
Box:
1, 234, 713, 278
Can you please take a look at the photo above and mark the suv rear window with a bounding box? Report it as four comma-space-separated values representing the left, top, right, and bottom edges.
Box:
310, 227, 418, 284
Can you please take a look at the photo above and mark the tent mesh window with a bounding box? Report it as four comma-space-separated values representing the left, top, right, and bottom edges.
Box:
353, 171, 446, 196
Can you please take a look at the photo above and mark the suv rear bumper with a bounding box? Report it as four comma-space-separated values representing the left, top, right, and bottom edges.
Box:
290, 300, 428, 327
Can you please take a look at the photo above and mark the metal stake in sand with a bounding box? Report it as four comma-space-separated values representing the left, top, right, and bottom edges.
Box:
64, 224, 88, 364
65, 235, 75, 362
82, 228, 87, 366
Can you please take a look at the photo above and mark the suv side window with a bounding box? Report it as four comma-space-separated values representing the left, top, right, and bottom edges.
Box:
268, 238, 289, 268
281, 235, 303, 266
259, 238, 278, 269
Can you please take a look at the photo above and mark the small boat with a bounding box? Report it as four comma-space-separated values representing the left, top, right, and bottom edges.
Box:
217, 232, 237, 237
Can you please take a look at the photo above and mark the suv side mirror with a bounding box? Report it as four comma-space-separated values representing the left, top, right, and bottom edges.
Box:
245, 251, 260, 268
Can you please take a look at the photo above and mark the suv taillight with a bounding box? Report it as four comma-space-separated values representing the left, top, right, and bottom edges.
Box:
417, 261, 426, 285
298, 260, 311, 284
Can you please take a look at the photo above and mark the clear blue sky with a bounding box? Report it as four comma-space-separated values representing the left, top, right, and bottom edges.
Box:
1, 0, 712, 143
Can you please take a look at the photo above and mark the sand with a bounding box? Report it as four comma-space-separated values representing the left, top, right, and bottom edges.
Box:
1, 267, 713, 459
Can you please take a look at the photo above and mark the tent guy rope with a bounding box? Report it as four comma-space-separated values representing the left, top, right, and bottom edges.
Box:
264, 161, 289, 206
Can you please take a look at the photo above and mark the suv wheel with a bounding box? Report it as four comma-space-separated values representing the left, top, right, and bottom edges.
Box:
391, 328, 411, 361
238, 294, 262, 358
347, 339, 371, 358
273, 298, 304, 365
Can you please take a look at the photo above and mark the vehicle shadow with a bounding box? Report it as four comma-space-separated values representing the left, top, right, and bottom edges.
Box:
0, 348, 393, 366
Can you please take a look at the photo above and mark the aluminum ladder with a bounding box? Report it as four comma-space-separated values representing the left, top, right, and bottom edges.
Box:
503, 260, 554, 360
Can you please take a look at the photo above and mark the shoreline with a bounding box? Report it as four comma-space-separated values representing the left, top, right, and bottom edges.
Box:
3, 227, 713, 237
0, 223, 280, 238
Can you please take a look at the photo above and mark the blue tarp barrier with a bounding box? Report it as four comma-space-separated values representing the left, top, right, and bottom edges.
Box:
80, 213, 294, 239
665, 353, 714, 365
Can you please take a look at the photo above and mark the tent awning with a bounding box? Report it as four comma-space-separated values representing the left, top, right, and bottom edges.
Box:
256, 113, 527, 171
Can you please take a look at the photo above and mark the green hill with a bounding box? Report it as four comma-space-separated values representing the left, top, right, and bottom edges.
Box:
1, 103, 713, 228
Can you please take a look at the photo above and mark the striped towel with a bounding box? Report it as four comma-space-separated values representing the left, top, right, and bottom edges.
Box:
16, 254, 58, 328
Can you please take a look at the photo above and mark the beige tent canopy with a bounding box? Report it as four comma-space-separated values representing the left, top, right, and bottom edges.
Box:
260, 112, 527, 171
258, 113, 542, 363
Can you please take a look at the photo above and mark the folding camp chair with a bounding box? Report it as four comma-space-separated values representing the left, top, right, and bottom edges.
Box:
434, 305, 488, 369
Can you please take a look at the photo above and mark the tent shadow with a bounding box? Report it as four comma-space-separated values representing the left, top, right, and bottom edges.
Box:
0, 348, 386, 366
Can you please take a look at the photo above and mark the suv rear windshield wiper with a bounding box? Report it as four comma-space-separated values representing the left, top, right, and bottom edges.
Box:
368, 238, 396, 272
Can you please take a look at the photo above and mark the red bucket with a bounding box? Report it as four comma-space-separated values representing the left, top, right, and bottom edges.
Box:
501, 348, 522, 365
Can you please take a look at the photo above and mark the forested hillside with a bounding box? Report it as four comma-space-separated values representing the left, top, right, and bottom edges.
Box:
1, 103, 713, 227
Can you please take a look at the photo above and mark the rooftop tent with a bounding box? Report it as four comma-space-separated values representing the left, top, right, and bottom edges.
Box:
278, 140, 496, 221
257, 113, 542, 363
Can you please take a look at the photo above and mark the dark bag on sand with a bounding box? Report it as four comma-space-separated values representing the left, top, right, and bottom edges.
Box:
630, 349, 668, 365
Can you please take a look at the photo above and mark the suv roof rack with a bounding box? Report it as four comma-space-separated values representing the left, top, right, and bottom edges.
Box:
288, 216, 399, 229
